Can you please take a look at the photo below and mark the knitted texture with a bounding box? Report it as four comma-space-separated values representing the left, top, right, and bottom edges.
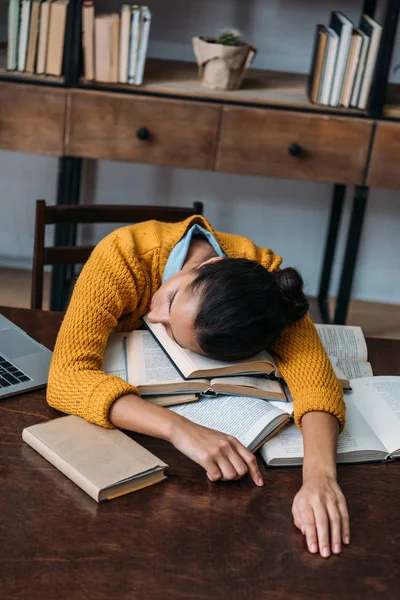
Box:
47, 215, 345, 431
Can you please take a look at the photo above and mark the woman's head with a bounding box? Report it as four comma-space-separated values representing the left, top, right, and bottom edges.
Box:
147, 258, 308, 360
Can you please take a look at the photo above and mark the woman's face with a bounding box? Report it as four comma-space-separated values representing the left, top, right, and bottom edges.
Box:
147, 269, 203, 353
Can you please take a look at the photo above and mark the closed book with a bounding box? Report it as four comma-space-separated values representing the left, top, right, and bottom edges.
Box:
350, 28, 370, 107
308, 25, 328, 104
134, 6, 151, 85
110, 13, 120, 83
128, 5, 141, 84
46, 0, 69, 76
25, 0, 41, 73
357, 14, 383, 110
95, 14, 117, 83
329, 11, 353, 107
22, 415, 168, 502
119, 4, 131, 83
18, 0, 32, 72
319, 28, 339, 105
82, 0, 95, 80
340, 31, 363, 108
7, 0, 20, 71
36, 0, 52, 75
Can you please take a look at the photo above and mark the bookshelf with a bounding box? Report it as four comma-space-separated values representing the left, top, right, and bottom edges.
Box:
0, 0, 399, 321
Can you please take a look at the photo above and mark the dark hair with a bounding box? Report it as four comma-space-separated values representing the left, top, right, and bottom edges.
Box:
190, 258, 308, 361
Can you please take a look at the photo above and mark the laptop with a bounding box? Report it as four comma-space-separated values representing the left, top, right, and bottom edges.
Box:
0, 313, 53, 399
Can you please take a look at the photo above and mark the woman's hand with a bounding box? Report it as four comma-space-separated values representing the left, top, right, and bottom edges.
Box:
292, 473, 349, 558
296, 411, 350, 557
170, 418, 264, 486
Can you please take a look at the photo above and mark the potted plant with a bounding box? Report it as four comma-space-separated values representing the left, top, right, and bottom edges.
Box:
192, 29, 256, 91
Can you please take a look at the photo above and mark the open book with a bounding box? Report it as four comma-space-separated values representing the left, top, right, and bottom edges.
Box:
316, 324, 373, 387
125, 329, 286, 401
260, 376, 400, 466
169, 394, 294, 452
143, 317, 279, 379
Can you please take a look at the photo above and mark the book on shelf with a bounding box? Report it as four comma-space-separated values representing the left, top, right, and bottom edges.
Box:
82, 0, 95, 81
25, 0, 40, 74
315, 323, 373, 387
46, 0, 69, 76
128, 5, 141, 84
308, 25, 328, 104
318, 28, 339, 105
18, 0, 32, 72
355, 14, 383, 110
261, 377, 400, 466
340, 30, 363, 108
134, 6, 151, 85
350, 27, 370, 107
329, 12, 353, 107
119, 4, 132, 83
23, 415, 168, 502
36, 0, 52, 75
7, 0, 20, 71
169, 393, 294, 453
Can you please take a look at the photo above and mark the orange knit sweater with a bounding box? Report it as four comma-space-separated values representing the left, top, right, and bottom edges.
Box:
47, 216, 345, 431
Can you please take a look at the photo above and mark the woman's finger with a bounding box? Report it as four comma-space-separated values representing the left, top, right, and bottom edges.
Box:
299, 505, 318, 553
226, 448, 250, 480
204, 460, 223, 482
327, 501, 342, 554
215, 454, 239, 481
338, 494, 350, 545
313, 503, 331, 558
234, 441, 264, 486
292, 503, 304, 534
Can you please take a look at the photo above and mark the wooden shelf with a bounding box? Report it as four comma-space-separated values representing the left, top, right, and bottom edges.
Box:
0, 70, 64, 85
384, 83, 400, 119
80, 58, 366, 116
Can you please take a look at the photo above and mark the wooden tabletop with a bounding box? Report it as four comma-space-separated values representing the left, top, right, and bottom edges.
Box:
1, 306, 400, 600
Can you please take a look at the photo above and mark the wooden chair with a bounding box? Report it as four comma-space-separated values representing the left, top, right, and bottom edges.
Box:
31, 200, 204, 310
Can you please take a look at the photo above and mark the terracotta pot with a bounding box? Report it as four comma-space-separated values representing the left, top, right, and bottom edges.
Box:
192, 36, 256, 91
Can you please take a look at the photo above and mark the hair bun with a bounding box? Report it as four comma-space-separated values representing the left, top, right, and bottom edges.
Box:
273, 267, 309, 323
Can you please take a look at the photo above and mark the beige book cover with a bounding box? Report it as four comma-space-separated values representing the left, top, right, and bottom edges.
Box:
340, 31, 362, 107
95, 14, 114, 82
110, 13, 120, 83
119, 4, 131, 83
36, 0, 52, 75
22, 415, 168, 502
82, 0, 95, 80
46, 0, 69, 76
310, 26, 328, 103
25, 0, 40, 73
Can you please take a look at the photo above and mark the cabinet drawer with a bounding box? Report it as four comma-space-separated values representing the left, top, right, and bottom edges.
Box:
0, 83, 66, 155
367, 122, 400, 189
67, 90, 220, 170
216, 107, 373, 185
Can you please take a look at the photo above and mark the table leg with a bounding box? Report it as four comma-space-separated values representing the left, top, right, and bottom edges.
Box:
334, 186, 369, 324
317, 184, 346, 323
50, 157, 82, 311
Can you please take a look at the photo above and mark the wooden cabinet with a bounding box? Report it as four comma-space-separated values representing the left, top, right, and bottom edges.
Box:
66, 90, 220, 170
0, 83, 66, 156
216, 107, 373, 185
367, 122, 400, 189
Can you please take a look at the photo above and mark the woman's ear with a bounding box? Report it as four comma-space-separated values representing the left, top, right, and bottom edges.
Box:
199, 256, 224, 268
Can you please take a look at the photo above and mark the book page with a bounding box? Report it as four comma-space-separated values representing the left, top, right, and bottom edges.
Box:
210, 375, 283, 395
169, 394, 286, 449
126, 330, 188, 385
330, 356, 373, 380
102, 333, 127, 380
315, 324, 368, 361
349, 377, 400, 454
260, 395, 387, 465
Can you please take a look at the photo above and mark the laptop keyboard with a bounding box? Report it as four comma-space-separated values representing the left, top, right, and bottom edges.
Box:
0, 354, 31, 388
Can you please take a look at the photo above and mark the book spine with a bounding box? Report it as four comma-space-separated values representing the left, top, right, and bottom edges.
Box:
22, 427, 100, 502
18, 0, 32, 72
7, 0, 20, 71
134, 6, 151, 85
128, 5, 140, 84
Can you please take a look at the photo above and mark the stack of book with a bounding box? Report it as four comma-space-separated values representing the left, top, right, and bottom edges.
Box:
7, 0, 69, 77
82, 2, 152, 86
308, 11, 382, 110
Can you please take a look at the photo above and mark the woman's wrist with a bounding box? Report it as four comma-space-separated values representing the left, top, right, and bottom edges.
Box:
301, 411, 339, 481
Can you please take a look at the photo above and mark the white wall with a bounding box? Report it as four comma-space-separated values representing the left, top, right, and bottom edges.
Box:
1, 0, 400, 303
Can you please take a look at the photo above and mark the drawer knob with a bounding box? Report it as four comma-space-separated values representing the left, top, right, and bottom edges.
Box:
288, 143, 303, 157
137, 127, 150, 140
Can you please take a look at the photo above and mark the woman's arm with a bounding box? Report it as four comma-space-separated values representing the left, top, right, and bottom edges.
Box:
109, 394, 264, 486
292, 411, 350, 558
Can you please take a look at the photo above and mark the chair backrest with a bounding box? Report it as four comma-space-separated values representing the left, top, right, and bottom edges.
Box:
31, 200, 204, 310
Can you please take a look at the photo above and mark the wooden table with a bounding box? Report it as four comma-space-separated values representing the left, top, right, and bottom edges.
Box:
1, 306, 400, 600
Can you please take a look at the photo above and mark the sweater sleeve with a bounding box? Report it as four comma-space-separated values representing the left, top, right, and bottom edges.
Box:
47, 233, 146, 428
271, 313, 346, 432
